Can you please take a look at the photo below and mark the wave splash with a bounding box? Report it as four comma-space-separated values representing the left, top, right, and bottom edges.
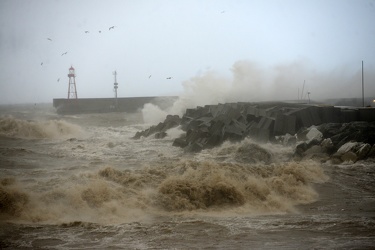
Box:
0, 149, 328, 224
0, 116, 83, 139
155, 160, 327, 212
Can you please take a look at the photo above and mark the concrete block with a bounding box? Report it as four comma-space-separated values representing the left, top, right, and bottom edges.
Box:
205, 134, 223, 148
246, 106, 258, 116
154, 132, 167, 139
359, 108, 375, 122
265, 106, 279, 117
274, 114, 297, 135
197, 116, 214, 125
246, 114, 257, 123
207, 105, 220, 117
321, 106, 340, 123
185, 129, 208, 144
231, 119, 247, 132
257, 117, 275, 131
297, 108, 314, 128
306, 127, 323, 142
173, 138, 188, 148
184, 142, 204, 153
308, 106, 322, 125
209, 120, 225, 136
222, 123, 244, 141
225, 107, 242, 120
256, 129, 271, 142
185, 109, 196, 117
258, 108, 267, 117
340, 109, 359, 123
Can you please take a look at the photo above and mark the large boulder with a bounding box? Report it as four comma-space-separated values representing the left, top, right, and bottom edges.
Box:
293, 122, 375, 162
132, 115, 181, 139
316, 122, 375, 151
306, 127, 323, 142
330, 141, 372, 163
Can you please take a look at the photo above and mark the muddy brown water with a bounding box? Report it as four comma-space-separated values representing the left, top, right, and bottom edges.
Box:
0, 104, 374, 249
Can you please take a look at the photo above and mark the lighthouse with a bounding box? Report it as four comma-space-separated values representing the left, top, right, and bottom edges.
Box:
67, 66, 77, 99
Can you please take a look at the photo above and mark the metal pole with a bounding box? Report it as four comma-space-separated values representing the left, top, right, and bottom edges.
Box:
301, 80, 305, 102
113, 71, 118, 109
362, 60, 364, 107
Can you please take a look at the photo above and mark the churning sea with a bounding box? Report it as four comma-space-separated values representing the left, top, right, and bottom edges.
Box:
0, 103, 374, 249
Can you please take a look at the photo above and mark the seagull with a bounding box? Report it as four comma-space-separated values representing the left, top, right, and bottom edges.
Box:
61, 52, 68, 56
47, 38, 52, 41
41, 62, 43, 66
109, 26, 115, 30
166, 77, 172, 79
99, 30, 101, 33
57, 78, 60, 82
85, 31, 89, 33
149, 75, 152, 78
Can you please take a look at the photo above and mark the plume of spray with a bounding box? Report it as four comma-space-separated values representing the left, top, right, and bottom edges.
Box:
141, 61, 269, 123
142, 70, 231, 124
142, 103, 169, 124
141, 59, 375, 124
226, 60, 267, 102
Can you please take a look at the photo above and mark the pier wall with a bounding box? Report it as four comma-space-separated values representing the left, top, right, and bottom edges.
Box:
53, 96, 177, 114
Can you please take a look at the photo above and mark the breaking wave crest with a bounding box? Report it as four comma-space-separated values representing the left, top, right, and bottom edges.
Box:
0, 116, 83, 139
0, 178, 29, 219
155, 160, 327, 213
0, 158, 328, 224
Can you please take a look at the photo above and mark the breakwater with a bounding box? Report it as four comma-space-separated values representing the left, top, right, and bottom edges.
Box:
53, 96, 177, 114
133, 101, 375, 153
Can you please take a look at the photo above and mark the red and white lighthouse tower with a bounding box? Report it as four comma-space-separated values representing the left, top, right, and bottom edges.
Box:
67, 66, 78, 99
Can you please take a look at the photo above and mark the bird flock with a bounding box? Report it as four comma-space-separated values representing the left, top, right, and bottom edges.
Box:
42, 24, 175, 84
41, 25, 117, 82
38, 9, 228, 86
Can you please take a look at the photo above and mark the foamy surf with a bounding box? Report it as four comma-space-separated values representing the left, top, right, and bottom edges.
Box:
1, 105, 374, 249
0, 157, 328, 224
0, 116, 83, 139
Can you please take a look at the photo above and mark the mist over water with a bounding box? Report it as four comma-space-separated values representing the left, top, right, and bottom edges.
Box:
142, 59, 375, 123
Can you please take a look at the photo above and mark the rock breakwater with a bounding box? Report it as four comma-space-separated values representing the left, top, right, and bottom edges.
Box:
133, 102, 375, 161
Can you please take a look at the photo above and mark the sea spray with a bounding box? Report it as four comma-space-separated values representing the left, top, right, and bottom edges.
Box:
0, 116, 83, 139
140, 60, 375, 124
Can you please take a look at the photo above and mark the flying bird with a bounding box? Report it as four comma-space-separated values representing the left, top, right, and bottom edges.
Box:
109, 26, 115, 30
41, 62, 43, 66
57, 78, 60, 82
47, 38, 52, 41
85, 31, 89, 33
149, 75, 152, 78
61, 52, 68, 56
99, 30, 101, 33
166, 77, 172, 79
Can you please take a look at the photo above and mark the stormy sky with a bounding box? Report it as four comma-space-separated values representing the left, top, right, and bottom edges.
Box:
0, 0, 374, 105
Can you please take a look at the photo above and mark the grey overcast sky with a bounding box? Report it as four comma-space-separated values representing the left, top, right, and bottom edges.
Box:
0, 0, 374, 104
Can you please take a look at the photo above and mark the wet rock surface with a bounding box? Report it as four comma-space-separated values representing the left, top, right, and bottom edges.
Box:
293, 122, 375, 163
133, 102, 375, 161
132, 114, 181, 139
